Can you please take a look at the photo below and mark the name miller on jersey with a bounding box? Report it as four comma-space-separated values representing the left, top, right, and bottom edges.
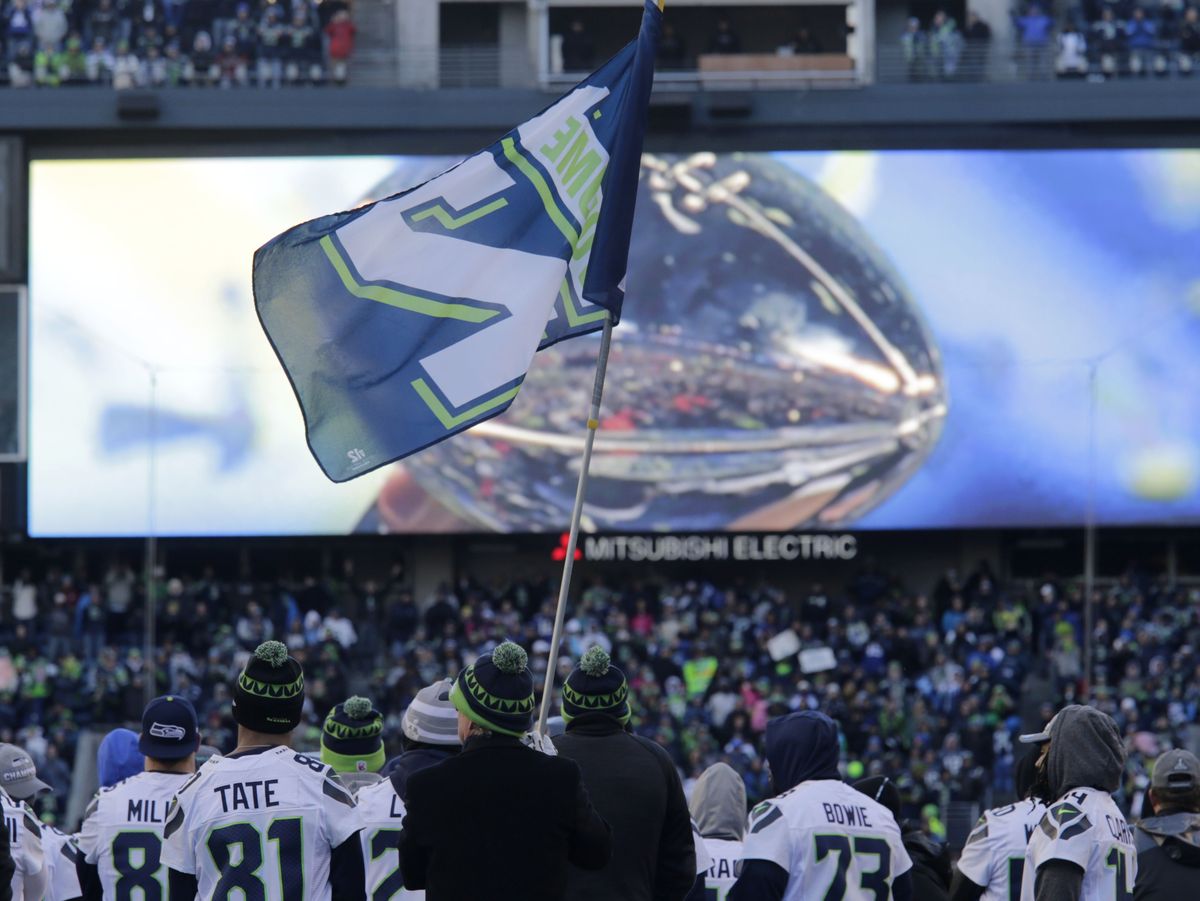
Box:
126, 798, 170, 823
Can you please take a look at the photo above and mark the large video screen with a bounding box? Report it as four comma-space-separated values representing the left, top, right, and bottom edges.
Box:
28, 151, 1200, 536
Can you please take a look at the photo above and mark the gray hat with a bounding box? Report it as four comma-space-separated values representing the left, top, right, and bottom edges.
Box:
0, 744, 51, 801
402, 679, 461, 747
1019, 711, 1061, 744
1152, 748, 1200, 793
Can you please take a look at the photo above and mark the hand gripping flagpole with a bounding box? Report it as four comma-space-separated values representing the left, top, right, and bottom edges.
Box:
537, 314, 614, 734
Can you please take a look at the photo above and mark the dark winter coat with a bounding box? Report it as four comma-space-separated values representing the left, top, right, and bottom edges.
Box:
902, 824, 951, 901
553, 715, 697, 901
399, 732, 610, 901
381, 746, 455, 798
1134, 812, 1200, 900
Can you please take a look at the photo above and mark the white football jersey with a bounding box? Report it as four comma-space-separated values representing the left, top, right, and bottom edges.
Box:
1, 788, 45, 901
956, 798, 1046, 901
1020, 788, 1135, 901
77, 770, 193, 901
740, 779, 912, 901
699, 836, 743, 901
356, 778, 422, 900
161, 746, 362, 901
41, 823, 83, 901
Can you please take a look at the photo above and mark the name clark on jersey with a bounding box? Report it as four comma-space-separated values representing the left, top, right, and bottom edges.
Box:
822, 802, 875, 828
213, 779, 281, 813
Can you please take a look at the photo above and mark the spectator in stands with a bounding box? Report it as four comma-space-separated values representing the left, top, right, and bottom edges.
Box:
229, 3, 257, 65
187, 31, 220, 85
85, 0, 120, 57
1056, 22, 1089, 76
1014, 3, 1053, 76
58, 33, 87, 82
85, 35, 114, 82
285, 6, 320, 84
1126, 7, 1158, 74
560, 18, 594, 71
324, 8, 353, 85
901, 17, 927, 80
707, 15, 741, 54
1180, 6, 1200, 73
6, 0, 33, 57
963, 11, 992, 75
256, 4, 285, 86
1092, 8, 1126, 78
656, 22, 686, 68
791, 26, 822, 53
111, 38, 140, 87
32, 0, 67, 51
215, 33, 247, 85
928, 10, 963, 78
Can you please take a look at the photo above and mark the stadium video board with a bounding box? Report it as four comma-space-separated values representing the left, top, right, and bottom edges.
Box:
26, 151, 1200, 536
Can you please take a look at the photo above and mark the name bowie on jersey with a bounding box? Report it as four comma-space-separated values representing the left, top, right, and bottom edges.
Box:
212, 779, 282, 813
822, 802, 876, 828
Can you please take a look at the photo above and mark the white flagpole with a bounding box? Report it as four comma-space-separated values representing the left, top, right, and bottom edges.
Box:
537, 314, 614, 734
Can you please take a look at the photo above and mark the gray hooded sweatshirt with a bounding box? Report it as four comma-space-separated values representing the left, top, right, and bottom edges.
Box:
690, 763, 747, 841
1033, 705, 1127, 901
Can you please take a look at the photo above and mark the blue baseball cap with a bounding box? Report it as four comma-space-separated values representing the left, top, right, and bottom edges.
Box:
139, 695, 199, 761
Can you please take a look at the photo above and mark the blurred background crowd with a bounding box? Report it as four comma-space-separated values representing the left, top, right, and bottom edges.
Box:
3, 552, 1195, 837
0, 0, 355, 87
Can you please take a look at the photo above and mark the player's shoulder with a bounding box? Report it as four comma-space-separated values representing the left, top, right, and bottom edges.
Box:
355, 778, 400, 813
19, 803, 41, 838
1038, 789, 1112, 843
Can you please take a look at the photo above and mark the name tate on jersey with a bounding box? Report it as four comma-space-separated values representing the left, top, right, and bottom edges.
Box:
822, 802, 875, 827
213, 780, 281, 814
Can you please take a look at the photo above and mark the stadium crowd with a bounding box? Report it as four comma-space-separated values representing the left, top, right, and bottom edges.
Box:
0, 553, 1196, 834
901, 1, 1200, 80
0, 0, 356, 87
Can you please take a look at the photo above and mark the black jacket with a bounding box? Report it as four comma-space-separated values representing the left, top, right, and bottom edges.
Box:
399, 733, 610, 901
380, 746, 456, 798
1134, 812, 1200, 900
553, 716, 697, 901
902, 824, 951, 901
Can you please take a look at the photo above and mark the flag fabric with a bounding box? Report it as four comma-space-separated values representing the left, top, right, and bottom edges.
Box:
254, 0, 662, 483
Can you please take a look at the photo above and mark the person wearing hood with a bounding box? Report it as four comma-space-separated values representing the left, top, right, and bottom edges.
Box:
855, 776, 950, 900
729, 711, 914, 901
1132, 747, 1200, 899
380, 679, 462, 796
552, 647, 696, 901
950, 752, 1047, 901
95, 728, 143, 789
1018, 704, 1135, 901
689, 762, 747, 898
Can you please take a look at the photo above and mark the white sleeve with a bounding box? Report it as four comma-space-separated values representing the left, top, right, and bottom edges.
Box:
955, 814, 994, 886
1026, 800, 1094, 873
51, 836, 84, 901
160, 793, 196, 875
76, 795, 103, 865
693, 828, 711, 876
22, 866, 47, 901
321, 771, 363, 848
739, 801, 791, 872
18, 807, 44, 877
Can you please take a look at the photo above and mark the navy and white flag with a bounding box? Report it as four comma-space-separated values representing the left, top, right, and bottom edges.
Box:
254, 0, 661, 482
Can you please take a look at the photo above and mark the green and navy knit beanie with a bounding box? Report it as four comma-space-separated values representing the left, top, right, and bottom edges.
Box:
562, 647, 631, 725
321, 696, 385, 774
232, 641, 305, 735
450, 641, 535, 737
